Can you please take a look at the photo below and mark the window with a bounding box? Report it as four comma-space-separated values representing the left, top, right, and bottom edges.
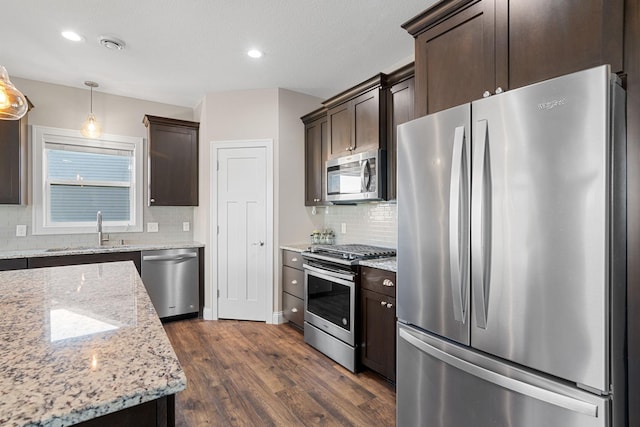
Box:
32, 126, 143, 235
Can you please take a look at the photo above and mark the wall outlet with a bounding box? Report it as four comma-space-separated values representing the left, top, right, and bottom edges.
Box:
341, 223, 347, 234
16, 225, 27, 237
183, 222, 190, 232
147, 222, 159, 233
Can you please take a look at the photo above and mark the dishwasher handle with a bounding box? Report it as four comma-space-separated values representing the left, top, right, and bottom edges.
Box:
142, 253, 198, 262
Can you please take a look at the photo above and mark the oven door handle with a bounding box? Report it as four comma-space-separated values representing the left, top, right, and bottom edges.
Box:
303, 263, 355, 282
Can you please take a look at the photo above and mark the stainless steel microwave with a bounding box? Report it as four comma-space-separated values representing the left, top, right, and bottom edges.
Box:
325, 150, 385, 202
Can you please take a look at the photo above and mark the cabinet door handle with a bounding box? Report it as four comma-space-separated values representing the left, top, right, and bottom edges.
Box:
483, 91, 491, 98
382, 279, 395, 287
150, 198, 155, 203
386, 303, 393, 309
291, 280, 298, 285
291, 307, 298, 313
291, 257, 298, 262
380, 301, 387, 306
495, 87, 503, 94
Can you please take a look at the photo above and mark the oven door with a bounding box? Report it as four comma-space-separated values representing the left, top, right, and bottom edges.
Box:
304, 263, 356, 346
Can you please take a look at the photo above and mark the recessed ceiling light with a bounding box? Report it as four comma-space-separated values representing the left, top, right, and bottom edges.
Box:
247, 49, 263, 59
61, 31, 84, 42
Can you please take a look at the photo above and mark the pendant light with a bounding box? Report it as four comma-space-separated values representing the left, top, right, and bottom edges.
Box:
0, 65, 28, 120
81, 81, 102, 138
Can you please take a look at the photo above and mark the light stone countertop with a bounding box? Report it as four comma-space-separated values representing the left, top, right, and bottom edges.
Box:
0, 261, 186, 427
358, 257, 397, 272
280, 243, 310, 253
0, 241, 204, 260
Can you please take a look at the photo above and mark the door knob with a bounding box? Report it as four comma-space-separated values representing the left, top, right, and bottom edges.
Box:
252, 241, 265, 246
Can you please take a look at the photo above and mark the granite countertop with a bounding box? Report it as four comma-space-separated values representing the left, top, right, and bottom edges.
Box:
0, 241, 204, 260
0, 261, 186, 427
280, 243, 310, 253
359, 257, 397, 272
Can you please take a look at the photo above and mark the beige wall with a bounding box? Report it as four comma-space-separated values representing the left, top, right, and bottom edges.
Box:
0, 78, 196, 251
7, 77, 323, 322
195, 88, 322, 321
13, 77, 194, 136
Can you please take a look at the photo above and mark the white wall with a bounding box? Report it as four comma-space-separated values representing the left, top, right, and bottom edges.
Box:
195, 88, 323, 320
0, 78, 197, 250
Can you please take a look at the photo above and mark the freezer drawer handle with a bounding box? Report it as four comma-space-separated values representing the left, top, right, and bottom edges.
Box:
399, 328, 598, 418
142, 253, 198, 262
471, 119, 492, 329
449, 125, 469, 323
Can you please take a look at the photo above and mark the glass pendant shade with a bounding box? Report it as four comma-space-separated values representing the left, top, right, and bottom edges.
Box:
0, 65, 28, 120
81, 81, 102, 138
81, 113, 102, 138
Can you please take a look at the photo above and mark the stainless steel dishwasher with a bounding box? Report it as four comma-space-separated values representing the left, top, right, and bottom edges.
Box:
141, 247, 199, 319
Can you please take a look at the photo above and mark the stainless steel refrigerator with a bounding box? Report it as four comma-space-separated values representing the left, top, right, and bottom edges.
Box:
396, 65, 627, 427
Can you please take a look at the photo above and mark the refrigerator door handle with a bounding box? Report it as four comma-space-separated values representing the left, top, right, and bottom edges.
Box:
398, 328, 599, 418
471, 119, 491, 329
449, 125, 468, 322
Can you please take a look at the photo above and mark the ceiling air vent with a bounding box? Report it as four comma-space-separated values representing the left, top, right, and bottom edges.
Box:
98, 35, 126, 51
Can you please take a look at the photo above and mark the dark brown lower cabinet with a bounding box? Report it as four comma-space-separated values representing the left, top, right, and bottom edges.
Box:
75, 395, 175, 427
360, 267, 396, 382
28, 251, 142, 274
0, 258, 27, 271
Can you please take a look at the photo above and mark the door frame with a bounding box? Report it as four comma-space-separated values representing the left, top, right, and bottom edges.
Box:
209, 139, 274, 323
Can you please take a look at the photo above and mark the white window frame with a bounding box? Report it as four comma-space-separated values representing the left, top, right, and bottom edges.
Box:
32, 125, 144, 235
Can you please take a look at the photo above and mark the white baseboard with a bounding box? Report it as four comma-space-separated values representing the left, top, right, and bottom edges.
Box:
203, 306, 216, 320
272, 311, 285, 325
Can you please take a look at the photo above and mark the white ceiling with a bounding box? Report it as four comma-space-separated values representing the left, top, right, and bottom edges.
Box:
1, 0, 437, 108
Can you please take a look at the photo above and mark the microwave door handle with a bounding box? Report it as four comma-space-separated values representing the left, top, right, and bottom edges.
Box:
449, 125, 468, 322
360, 159, 371, 191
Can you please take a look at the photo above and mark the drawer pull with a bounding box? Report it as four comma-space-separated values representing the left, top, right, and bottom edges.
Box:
291, 307, 298, 313
291, 280, 298, 285
291, 257, 298, 262
383, 279, 395, 287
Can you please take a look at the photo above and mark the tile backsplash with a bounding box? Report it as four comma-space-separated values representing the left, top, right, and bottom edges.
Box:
0, 205, 194, 251
320, 203, 397, 248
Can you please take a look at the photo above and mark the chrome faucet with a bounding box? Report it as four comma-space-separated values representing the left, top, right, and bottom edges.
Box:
97, 211, 109, 246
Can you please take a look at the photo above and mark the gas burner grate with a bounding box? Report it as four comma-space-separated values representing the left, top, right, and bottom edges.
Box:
310, 244, 396, 259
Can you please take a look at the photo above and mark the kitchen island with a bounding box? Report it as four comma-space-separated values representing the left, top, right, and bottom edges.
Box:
0, 261, 186, 427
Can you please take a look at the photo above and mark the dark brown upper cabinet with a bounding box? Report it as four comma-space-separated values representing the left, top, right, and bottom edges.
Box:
0, 98, 32, 205
302, 108, 329, 206
143, 115, 199, 206
324, 74, 387, 159
386, 64, 415, 201
403, 0, 624, 116
404, 0, 500, 117
507, 0, 623, 89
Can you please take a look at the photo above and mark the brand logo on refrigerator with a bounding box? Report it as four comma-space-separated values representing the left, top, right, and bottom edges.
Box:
537, 97, 567, 111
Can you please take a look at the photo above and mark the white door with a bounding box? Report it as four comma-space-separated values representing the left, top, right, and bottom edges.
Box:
216, 145, 269, 321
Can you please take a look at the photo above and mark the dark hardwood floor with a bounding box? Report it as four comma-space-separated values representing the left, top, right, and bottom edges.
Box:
163, 319, 396, 426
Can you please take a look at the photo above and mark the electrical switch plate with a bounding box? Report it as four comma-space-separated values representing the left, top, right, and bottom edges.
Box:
16, 225, 27, 237
183, 222, 190, 232
341, 223, 347, 234
147, 222, 159, 232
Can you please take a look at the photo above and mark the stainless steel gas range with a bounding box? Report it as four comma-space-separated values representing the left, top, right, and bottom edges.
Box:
301, 244, 396, 372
